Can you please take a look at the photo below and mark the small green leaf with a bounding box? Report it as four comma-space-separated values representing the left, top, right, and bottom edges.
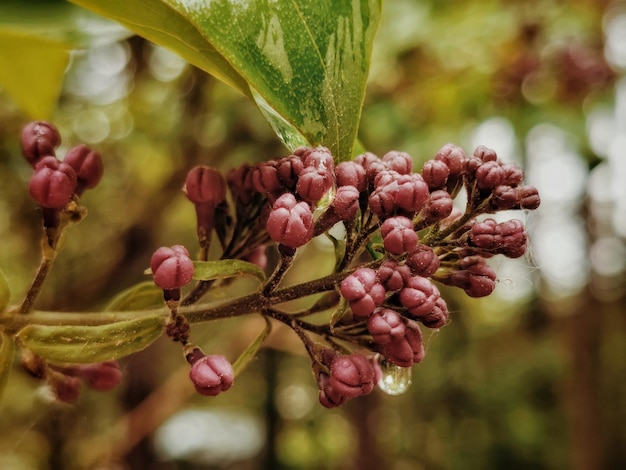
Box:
232, 316, 271, 376
105, 281, 164, 312
330, 296, 349, 329
193, 259, 266, 284
0, 269, 10, 312
0, 332, 16, 404
17, 315, 165, 364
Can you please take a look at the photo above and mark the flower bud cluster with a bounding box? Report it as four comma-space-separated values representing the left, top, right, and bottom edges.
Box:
22, 121, 104, 210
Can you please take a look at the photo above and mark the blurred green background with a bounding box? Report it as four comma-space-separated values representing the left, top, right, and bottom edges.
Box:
0, 0, 625, 469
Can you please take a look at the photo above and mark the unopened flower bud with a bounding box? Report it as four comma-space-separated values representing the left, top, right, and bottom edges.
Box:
421, 159, 450, 190
227, 164, 256, 204
382, 150, 413, 174
376, 259, 411, 291
368, 186, 396, 218
473, 145, 498, 162
382, 320, 425, 367
406, 244, 440, 277
76, 361, 122, 391
63, 144, 104, 195
252, 160, 282, 195
335, 161, 366, 191
340, 268, 386, 318
418, 297, 449, 329
302, 146, 335, 173
381, 216, 419, 254
189, 354, 234, 396
150, 245, 194, 290
393, 174, 430, 212
435, 144, 466, 177
443, 256, 497, 297
29, 156, 77, 209
399, 275, 441, 319
501, 163, 524, 186
368, 308, 406, 344
421, 190, 454, 223
184, 166, 226, 206
517, 185, 541, 210
475, 160, 505, 189
328, 353, 376, 398
318, 372, 348, 408
296, 166, 333, 202
276, 154, 304, 189
266, 193, 314, 248
21, 121, 61, 165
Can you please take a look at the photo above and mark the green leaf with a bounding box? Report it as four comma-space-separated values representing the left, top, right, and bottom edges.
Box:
105, 281, 164, 312
0, 333, 16, 404
0, 0, 131, 118
232, 316, 271, 376
69, 0, 382, 160
17, 315, 165, 364
193, 259, 266, 284
0, 269, 10, 312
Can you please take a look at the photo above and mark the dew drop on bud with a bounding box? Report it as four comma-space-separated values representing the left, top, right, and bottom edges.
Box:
376, 355, 412, 396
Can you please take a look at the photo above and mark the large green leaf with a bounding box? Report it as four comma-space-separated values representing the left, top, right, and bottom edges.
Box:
69, 0, 382, 161
0, 0, 131, 118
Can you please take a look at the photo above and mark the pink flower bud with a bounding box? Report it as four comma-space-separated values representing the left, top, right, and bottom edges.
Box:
335, 161, 367, 191
475, 161, 505, 189
184, 166, 227, 206
296, 167, 333, 202
376, 259, 411, 291
318, 372, 349, 408
382, 320, 425, 367
76, 361, 122, 391
473, 145, 498, 162
189, 354, 234, 396
406, 244, 440, 277
491, 185, 519, 210
328, 353, 376, 398
443, 256, 497, 297
469, 218, 527, 258
276, 154, 304, 189
393, 174, 430, 212
227, 164, 256, 204
252, 160, 282, 195
421, 190, 454, 223
517, 185, 541, 210
332, 185, 360, 220
63, 144, 104, 194
418, 297, 449, 328
368, 308, 406, 344
302, 146, 335, 173
368, 185, 396, 218
435, 144, 466, 177
381, 216, 419, 254
501, 163, 524, 186
340, 268, 386, 318
421, 159, 450, 190
382, 150, 413, 174
266, 193, 314, 248
399, 275, 441, 319
29, 156, 77, 209
21, 120, 61, 165
150, 245, 195, 290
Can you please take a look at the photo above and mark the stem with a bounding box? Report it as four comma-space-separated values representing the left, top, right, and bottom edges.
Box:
263, 245, 295, 295
17, 252, 56, 314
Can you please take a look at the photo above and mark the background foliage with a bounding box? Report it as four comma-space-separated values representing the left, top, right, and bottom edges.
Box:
0, 0, 625, 469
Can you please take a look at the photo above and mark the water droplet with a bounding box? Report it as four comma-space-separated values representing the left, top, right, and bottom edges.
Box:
376, 356, 412, 396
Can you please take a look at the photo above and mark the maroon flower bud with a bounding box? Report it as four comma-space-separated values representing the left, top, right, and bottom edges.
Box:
368, 186, 396, 218
328, 353, 376, 398
475, 160, 505, 189
296, 167, 333, 202
501, 163, 524, 186
490, 185, 519, 210
184, 166, 227, 206
421, 159, 450, 190
393, 173, 430, 213
335, 161, 366, 191
382, 320, 425, 367
189, 354, 234, 396
227, 164, 256, 204
76, 361, 122, 391
21, 120, 61, 165
354, 152, 384, 186
63, 144, 103, 194
421, 190, 454, 223
465, 157, 483, 176
469, 218, 527, 258
302, 146, 335, 173
318, 372, 348, 408
266, 193, 314, 248
373, 169, 401, 189
382, 150, 413, 174
473, 145, 498, 162
332, 185, 360, 220
517, 185, 541, 210
29, 156, 77, 209
150, 245, 195, 290
376, 259, 411, 291
252, 160, 282, 195
443, 256, 497, 297
435, 143, 466, 176
381, 216, 419, 254
399, 275, 441, 319
406, 244, 440, 277
340, 268, 386, 318
418, 297, 449, 329
275, 154, 304, 189
368, 308, 406, 344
